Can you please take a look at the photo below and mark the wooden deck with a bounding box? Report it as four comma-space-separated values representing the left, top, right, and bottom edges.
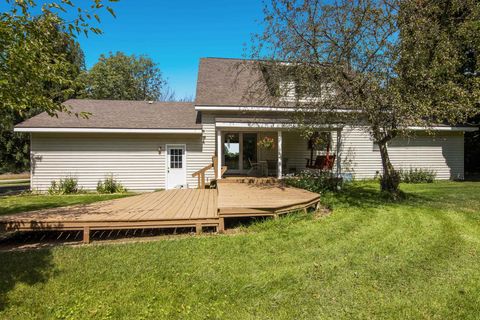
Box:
0, 189, 219, 242
0, 181, 320, 243
217, 180, 320, 217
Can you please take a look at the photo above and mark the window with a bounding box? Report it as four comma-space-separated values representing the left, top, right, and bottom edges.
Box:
279, 81, 331, 102
169, 148, 183, 168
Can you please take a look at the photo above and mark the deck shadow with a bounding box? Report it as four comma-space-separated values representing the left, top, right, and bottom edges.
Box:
0, 248, 55, 311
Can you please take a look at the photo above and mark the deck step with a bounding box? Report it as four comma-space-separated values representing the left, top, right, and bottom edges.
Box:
218, 177, 281, 185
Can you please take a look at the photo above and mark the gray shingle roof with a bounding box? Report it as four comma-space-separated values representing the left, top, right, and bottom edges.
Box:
15, 99, 200, 129
195, 58, 272, 107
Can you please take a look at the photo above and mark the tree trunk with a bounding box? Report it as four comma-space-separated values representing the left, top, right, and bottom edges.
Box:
377, 141, 400, 194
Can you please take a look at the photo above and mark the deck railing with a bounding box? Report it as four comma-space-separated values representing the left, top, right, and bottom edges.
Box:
192, 156, 227, 189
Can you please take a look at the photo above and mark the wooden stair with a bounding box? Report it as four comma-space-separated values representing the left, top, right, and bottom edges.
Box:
192, 156, 227, 189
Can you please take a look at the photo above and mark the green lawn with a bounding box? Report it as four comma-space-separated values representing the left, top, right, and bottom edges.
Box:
0, 193, 133, 216
1, 181, 480, 319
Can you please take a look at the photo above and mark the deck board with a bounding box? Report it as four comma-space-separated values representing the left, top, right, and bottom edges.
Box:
0, 181, 320, 238
217, 181, 320, 216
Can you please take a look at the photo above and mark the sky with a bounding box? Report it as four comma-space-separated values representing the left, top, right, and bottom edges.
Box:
1, 0, 265, 98
75, 0, 265, 99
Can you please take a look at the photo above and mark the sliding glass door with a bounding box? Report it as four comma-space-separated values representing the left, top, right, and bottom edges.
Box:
222, 132, 257, 174
242, 133, 257, 170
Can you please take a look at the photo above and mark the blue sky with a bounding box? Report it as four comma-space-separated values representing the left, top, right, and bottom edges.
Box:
1, 0, 264, 98
76, 0, 265, 99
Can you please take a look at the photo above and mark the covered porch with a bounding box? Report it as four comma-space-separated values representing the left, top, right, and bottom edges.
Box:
215, 119, 343, 180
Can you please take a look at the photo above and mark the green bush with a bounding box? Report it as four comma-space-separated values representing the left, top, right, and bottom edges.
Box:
399, 168, 436, 183
285, 170, 342, 193
48, 177, 79, 194
97, 175, 126, 193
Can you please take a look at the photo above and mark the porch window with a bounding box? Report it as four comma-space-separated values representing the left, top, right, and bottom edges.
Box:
224, 133, 240, 170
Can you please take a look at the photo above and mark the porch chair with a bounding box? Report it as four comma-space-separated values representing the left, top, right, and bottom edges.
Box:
306, 155, 336, 170
247, 158, 262, 176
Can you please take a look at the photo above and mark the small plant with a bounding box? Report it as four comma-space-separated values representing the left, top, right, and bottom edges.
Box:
398, 168, 436, 183
97, 175, 126, 193
285, 170, 342, 193
48, 176, 79, 194
257, 136, 275, 150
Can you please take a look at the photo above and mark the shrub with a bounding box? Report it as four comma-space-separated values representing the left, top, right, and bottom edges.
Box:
398, 168, 436, 183
285, 170, 342, 193
48, 177, 79, 194
97, 175, 126, 193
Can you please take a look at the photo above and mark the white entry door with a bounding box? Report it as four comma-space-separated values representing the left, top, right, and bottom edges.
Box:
166, 145, 186, 189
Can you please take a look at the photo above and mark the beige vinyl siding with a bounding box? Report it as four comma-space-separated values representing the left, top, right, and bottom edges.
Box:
339, 127, 464, 180
201, 113, 217, 182
30, 132, 211, 192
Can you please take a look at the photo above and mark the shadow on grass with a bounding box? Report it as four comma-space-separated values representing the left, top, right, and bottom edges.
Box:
0, 249, 55, 311
322, 182, 428, 210
0, 184, 29, 196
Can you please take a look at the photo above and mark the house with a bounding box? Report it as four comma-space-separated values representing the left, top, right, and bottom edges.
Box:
15, 58, 477, 192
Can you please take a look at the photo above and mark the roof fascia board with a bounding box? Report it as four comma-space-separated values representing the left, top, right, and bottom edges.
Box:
14, 127, 202, 134
196, 105, 296, 112
215, 122, 477, 132
406, 126, 478, 132
195, 105, 358, 113
215, 121, 341, 130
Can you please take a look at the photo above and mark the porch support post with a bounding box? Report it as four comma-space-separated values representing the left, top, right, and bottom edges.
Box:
216, 129, 222, 179
277, 130, 283, 179
336, 128, 342, 177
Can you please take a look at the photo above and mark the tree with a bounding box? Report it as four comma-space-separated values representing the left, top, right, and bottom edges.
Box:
0, 0, 116, 172
397, 0, 480, 177
80, 52, 169, 101
0, 18, 86, 172
0, 12, 88, 172
1, 0, 116, 119
253, 0, 478, 195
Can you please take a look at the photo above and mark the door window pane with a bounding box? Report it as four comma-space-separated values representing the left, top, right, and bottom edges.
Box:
224, 133, 240, 170
169, 148, 183, 168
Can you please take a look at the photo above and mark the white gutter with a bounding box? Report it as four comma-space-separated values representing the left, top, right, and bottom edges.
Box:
407, 126, 478, 132
14, 127, 202, 134
195, 105, 358, 113
215, 122, 477, 132
215, 121, 342, 129
196, 105, 297, 112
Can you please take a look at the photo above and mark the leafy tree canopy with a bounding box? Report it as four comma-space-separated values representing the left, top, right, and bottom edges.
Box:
80, 52, 169, 101
0, 0, 117, 120
253, 0, 479, 194
0, 0, 116, 172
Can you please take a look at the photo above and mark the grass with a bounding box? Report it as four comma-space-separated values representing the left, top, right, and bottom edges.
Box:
1, 181, 480, 319
0, 193, 133, 216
